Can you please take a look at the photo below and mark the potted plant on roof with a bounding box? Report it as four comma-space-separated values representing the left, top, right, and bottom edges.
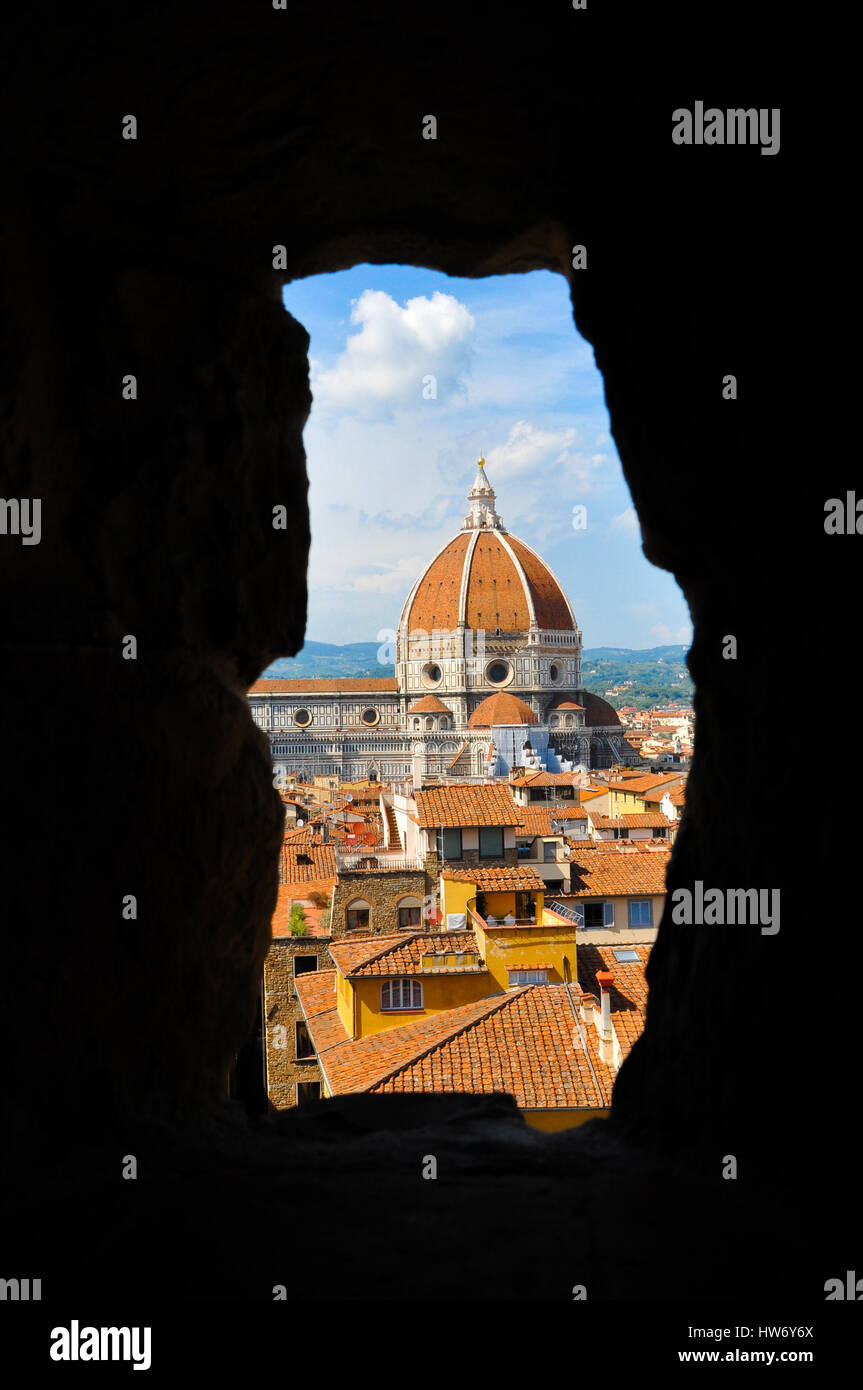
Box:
288, 905, 308, 937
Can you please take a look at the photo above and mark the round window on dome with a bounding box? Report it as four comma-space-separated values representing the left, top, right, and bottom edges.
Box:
421, 662, 443, 687
486, 660, 511, 686
361, 708, 379, 726
293, 708, 312, 727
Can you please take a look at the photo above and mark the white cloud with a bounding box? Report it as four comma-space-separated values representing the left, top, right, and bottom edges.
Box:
650, 622, 692, 645
335, 554, 426, 596
608, 506, 641, 537
311, 289, 475, 414
485, 420, 577, 478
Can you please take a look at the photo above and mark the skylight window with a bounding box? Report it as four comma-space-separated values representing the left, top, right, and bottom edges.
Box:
613, 948, 640, 963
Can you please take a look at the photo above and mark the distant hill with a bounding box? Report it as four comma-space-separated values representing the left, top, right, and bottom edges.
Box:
582, 645, 692, 710
583, 645, 689, 664
262, 641, 693, 709
264, 641, 391, 680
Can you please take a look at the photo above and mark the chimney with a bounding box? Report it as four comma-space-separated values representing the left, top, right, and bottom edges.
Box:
595, 970, 615, 1063
580, 991, 596, 1027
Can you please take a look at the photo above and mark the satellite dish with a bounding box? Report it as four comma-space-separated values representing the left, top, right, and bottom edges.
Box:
346, 794, 353, 803
297, 819, 304, 827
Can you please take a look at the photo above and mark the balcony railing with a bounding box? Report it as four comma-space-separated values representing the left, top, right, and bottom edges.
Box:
466, 896, 540, 929
337, 853, 424, 872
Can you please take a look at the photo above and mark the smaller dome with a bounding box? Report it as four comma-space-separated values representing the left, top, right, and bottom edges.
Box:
468, 693, 538, 728
581, 692, 622, 728
552, 700, 584, 710
407, 695, 451, 714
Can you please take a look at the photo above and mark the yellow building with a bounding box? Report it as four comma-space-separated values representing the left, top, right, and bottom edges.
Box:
294, 855, 652, 1131
439, 864, 581, 990
329, 931, 493, 1040
295, 944, 650, 1132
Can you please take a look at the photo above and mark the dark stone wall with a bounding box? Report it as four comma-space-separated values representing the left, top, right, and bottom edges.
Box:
332, 869, 430, 938
1, 1, 853, 1299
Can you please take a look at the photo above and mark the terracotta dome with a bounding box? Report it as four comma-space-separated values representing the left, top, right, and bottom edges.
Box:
551, 699, 584, 710
399, 460, 575, 635
580, 692, 622, 727
407, 694, 451, 714
468, 692, 538, 728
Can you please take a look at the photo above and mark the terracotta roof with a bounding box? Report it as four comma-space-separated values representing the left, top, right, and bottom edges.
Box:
414, 782, 522, 828
577, 945, 651, 1062
402, 532, 473, 632
298, 949, 653, 1110
296, 972, 514, 1094
296, 973, 615, 1107
580, 692, 623, 728
407, 695, 452, 714
505, 535, 575, 631
551, 804, 588, 820
515, 807, 554, 837
468, 693, 538, 728
282, 824, 321, 845
281, 841, 337, 882
513, 770, 580, 787
550, 700, 584, 710
330, 931, 485, 978
442, 864, 547, 891
401, 527, 575, 635
605, 774, 681, 795
561, 845, 670, 897
248, 678, 398, 694
369, 985, 614, 1109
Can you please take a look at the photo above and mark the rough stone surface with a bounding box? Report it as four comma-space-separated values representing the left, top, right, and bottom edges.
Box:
263, 939, 326, 1107
1, 2, 853, 1298
332, 869, 430, 938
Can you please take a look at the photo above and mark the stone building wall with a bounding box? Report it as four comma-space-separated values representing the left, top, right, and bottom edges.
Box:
331, 868, 432, 939
262, 937, 329, 1109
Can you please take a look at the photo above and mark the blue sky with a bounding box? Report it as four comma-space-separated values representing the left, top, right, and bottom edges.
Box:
282, 265, 691, 650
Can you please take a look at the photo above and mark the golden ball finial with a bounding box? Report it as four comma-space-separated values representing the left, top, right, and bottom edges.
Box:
477, 455, 485, 467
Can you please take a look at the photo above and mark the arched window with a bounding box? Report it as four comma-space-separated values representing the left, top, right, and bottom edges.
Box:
381, 978, 423, 1011
397, 895, 422, 929
440, 717, 449, 730
413, 718, 421, 730
346, 898, 371, 931
425, 716, 434, 730
565, 714, 574, 727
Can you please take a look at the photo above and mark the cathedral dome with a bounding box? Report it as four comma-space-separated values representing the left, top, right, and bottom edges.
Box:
407, 694, 451, 713
580, 692, 622, 727
468, 692, 538, 727
399, 459, 575, 636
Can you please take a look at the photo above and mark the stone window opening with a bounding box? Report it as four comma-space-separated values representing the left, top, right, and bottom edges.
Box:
295, 1020, 315, 1060
397, 896, 422, 929
346, 898, 371, 931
